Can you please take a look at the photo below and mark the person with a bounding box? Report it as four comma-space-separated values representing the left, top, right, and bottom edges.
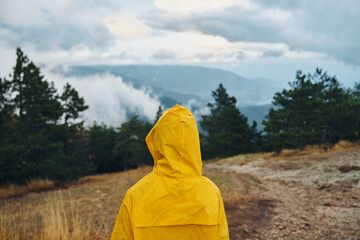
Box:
111, 105, 229, 240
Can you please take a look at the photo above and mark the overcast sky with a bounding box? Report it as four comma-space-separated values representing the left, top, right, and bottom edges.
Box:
0, 0, 360, 125
0, 0, 360, 124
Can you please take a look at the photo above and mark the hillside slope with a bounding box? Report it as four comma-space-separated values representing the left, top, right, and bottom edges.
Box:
3, 144, 359, 239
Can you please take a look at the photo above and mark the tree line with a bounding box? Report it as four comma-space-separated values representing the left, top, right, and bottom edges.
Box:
1, 48, 359, 185
0, 48, 160, 185
200, 69, 360, 159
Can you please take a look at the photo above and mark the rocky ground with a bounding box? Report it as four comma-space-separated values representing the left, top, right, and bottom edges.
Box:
205, 148, 360, 240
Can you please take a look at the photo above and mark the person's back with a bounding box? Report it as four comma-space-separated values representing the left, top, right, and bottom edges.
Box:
111, 105, 229, 240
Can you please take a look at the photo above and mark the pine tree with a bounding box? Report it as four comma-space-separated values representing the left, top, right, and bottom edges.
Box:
263, 68, 358, 151
154, 105, 163, 124
11, 48, 28, 122
353, 82, 360, 139
0, 76, 12, 139
0, 48, 90, 184
60, 83, 88, 127
200, 84, 256, 159
89, 123, 117, 173
60, 82, 89, 156
113, 116, 152, 170
11, 48, 62, 131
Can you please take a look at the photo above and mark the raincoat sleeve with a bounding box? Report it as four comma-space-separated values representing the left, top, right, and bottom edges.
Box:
111, 196, 134, 240
219, 194, 230, 240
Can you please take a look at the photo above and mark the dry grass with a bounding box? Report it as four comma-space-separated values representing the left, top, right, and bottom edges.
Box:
27, 179, 55, 193
275, 140, 360, 159
239, 141, 360, 170
232, 140, 360, 166
0, 166, 151, 240
0, 165, 258, 240
8, 144, 351, 240
41, 192, 101, 240
203, 166, 258, 210
0, 179, 56, 199
1, 191, 101, 240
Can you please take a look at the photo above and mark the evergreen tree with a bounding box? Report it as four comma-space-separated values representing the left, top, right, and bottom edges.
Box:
0, 48, 90, 184
263, 68, 359, 151
349, 82, 360, 140
113, 116, 152, 170
60, 83, 88, 127
89, 123, 117, 173
60, 82, 89, 155
353, 82, 360, 100
200, 84, 256, 159
154, 105, 163, 124
11, 48, 28, 122
0, 76, 12, 140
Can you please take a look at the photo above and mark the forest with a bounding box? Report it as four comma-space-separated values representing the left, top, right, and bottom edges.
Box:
1, 48, 360, 185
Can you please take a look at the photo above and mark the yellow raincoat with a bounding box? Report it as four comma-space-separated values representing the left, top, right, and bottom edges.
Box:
111, 105, 229, 240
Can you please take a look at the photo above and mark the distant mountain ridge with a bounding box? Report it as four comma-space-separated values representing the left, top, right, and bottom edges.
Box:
59, 65, 279, 106
55, 64, 280, 128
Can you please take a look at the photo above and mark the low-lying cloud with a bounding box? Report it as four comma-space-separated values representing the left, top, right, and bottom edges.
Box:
47, 71, 161, 126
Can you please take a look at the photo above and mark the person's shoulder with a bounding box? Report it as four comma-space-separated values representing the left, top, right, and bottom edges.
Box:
126, 171, 156, 196
122, 171, 157, 211
200, 176, 221, 194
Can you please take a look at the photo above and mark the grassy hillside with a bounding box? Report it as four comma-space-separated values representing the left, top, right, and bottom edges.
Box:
1, 141, 360, 239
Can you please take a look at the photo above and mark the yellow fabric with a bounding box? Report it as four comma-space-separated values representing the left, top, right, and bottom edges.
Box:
111, 105, 229, 240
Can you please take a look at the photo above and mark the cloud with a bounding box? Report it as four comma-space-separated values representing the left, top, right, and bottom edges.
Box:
261, 49, 284, 58
183, 99, 210, 124
218, 51, 247, 60
146, 1, 360, 65
144, 8, 284, 42
154, 0, 247, 14
235, 51, 247, 60
46, 71, 161, 126
152, 49, 177, 60
195, 53, 214, 60
104, 13, 150, 38
0, 0, 113, 51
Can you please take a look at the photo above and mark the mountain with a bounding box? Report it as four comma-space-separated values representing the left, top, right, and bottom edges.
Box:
239, 104, 274, 131
55, 64, 281, 127
58, 65, 280, 106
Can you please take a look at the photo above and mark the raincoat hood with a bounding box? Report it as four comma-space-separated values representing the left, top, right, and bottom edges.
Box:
145, 105, 202, 178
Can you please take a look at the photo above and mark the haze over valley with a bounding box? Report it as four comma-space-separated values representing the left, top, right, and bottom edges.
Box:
53, 64, 278, 128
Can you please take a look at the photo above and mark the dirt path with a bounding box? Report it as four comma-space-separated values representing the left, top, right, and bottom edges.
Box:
205, 149, 360, 239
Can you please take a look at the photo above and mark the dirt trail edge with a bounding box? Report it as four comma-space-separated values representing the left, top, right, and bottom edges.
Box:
205, 149, 360, 240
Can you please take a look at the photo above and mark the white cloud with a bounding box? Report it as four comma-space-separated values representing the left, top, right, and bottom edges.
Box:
0, 0, 112, 51
45, 72, 161, 126
183, 99, 210, 123
261, 8, 293, 25
0, 39, 17, 77
189, 32, 232, 49
1, 0, 359, 89
0, 0, 50, 27
152, 49, 177, 59
104, 13, 150, 38
146, 1, 360, 65
261, 49, 284, 58
154, 0, 254, 14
